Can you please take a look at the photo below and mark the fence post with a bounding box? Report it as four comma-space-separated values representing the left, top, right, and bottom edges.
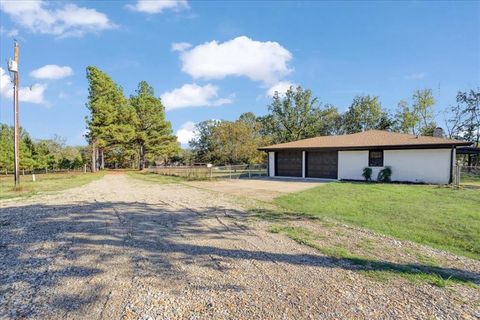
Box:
457, 166, 461, 186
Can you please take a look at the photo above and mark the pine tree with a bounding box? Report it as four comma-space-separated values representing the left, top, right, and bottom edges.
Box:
85, 66, 135, 171
130, 81, 178, 169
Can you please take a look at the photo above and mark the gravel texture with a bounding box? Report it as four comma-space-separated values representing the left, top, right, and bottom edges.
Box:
0, 174, 479, 319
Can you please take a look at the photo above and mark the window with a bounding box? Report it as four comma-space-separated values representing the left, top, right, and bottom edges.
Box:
369, 150, 384, 167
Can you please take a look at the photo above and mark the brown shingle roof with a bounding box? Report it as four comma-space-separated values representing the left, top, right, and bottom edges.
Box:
259, 130, 472, 150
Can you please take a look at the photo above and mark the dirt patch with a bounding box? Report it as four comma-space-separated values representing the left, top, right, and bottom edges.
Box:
0, 174, 478, 319
186, 177, 326, 201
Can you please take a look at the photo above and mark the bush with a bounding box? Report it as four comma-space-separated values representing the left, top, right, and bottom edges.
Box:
362, 167, 373, 182
378, 166, 392, 182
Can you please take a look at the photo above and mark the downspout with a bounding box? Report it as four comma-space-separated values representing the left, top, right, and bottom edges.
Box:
449, 146, 456, 184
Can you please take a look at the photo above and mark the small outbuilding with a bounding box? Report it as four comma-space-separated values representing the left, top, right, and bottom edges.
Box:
259, 130, 472, 184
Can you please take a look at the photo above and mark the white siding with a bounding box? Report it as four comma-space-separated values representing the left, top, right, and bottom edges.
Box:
338, 148, 452, 184
268, 152, 275, 177
384, 149, 451, 184
338, 151, 369, 181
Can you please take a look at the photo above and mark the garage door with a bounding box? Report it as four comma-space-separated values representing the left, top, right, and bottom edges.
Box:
306, 151, 338, 179
275, 151, 302, 177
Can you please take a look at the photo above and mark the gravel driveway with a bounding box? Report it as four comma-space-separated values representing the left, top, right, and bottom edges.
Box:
0, 174, 478, 319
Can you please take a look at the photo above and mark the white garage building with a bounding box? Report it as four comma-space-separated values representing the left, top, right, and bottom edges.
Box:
259, 130, 471, 184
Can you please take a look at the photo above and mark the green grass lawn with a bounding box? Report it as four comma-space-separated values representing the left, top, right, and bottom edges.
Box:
127, 171, 185, 184
275, 182, 480, 260
461, 173, 480, 187
0, 172, 105, 200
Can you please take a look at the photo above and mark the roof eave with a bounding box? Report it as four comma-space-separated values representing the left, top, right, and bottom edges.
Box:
258, 141, 473, 152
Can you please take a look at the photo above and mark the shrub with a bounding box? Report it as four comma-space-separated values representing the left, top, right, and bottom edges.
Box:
378, 166, 392, 182
362, 167, 373, 182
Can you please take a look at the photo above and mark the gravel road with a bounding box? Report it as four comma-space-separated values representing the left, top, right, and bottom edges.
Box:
0, 174, 478, 319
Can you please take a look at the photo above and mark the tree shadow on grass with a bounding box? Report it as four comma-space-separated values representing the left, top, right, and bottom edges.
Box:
0, 200, 478, 317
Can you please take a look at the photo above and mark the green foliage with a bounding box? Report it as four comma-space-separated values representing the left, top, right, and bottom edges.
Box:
377, 166, 392, 182
412, 89, 436, 135
393, 89, 437, 136
189, 119, 220, 164
362, 167, 373, 182
394, 100, 419, 134
85, 68, 179, 169
85, 66, 131, 149
130, 81, 179, 169
456, 89, 480, 146
189, 114, 268, 165
0, 124, 86, 172
266, 86, 340, 143
342, 95, 392, 133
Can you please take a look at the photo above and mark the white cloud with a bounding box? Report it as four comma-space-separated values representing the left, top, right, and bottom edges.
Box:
177, 36, 293, 85
404, 72, 426, 80
171, 42, 192, 52
18, 83, 47, 104
0, 26, 19, 37
267, 81, 295, 97
176, 121, 196, 145
30, 65, 73, 80
0, 68, 11, 97
127, 0, 189, 14
161, 83, 233, 110
0, 67, 47, 104
0, 0, 115, 37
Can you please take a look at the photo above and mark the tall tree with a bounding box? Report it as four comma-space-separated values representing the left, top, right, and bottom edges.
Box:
130, 81, 178, 169
412, 89, 436, 135
342, 95, 391, 133
189, 120, 220, 163
394, 100, 419, 134
457, 89, 480, 146
313, 105, 343, 136
267, 86, 325, 143
85, 66, 131, 171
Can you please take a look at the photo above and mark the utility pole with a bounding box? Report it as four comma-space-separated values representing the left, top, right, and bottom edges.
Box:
8, 41, 20, 186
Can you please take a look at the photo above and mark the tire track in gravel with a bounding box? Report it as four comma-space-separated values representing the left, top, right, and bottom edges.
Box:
3, 174, 479, 319
49, 197, 133, 320
154, 197, 325, 316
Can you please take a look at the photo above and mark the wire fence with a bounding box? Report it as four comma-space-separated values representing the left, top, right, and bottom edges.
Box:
147, 164, 268, 180
453, 166, 480, 187
1, 166, 89, 176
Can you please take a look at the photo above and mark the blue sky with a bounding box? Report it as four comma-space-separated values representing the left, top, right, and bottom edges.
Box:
0, 0, 479, 146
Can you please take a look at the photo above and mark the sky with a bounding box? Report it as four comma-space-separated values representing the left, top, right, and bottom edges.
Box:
0, 0, 479, 146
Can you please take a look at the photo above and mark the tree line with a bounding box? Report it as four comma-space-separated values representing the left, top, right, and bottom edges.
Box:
187, 86, 479, 165
85, 66, 178, 171
0, 125, 87, 172
1, 66, 477, 171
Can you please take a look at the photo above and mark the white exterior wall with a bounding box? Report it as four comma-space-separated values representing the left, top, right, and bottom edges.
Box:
384, 149, 451, 184
268, 152, 275, 177
338, 148, 452, 184
338, 151, 369, 181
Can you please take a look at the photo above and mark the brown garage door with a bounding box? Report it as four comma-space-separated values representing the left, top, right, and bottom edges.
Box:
306, 151, 338, 179
275, 151, 302, 177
